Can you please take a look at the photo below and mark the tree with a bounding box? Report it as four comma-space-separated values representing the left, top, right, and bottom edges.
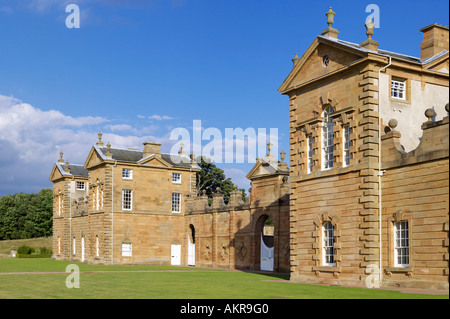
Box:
195, 156, 246, 204
0, 189, 53, 240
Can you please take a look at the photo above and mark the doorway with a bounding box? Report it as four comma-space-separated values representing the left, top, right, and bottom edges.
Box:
188, 224, 196, 266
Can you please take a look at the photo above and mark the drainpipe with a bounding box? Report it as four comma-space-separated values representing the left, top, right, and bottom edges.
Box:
111, 161, 117, 265
377, 55, 392, 285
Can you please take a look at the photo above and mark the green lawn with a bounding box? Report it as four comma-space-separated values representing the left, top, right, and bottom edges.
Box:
0, 258, 448, 299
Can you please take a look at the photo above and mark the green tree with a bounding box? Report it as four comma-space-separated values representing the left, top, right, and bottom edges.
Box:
0, 189, 53, 240
195, 156, 246, 204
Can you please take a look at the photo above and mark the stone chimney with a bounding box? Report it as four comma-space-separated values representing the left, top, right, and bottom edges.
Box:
420, 24, 449, 60
143, 142, 161, 158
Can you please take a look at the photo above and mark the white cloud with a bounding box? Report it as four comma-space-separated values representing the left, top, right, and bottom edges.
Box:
0, 94, 175, 195
148, 114, 174, 121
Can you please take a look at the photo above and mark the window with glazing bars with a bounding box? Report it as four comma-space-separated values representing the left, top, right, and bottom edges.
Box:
322, 106, 335, 170
172, 193, 181, 213
322, 222, 335, 266
394, 221, 409, 267
343, 125, 352, 167
307, 135, 314, 173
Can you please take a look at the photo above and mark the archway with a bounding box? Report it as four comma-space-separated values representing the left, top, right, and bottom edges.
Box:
188, 224, 196, 266
255, 214, 274, 271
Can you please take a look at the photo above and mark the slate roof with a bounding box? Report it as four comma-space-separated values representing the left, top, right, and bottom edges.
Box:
55, 163, 88, 177
318, 35, 449, 65
95, 146, 196, 169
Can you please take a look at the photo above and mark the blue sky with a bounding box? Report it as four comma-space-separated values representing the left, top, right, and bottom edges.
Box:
0, 0, 448, 196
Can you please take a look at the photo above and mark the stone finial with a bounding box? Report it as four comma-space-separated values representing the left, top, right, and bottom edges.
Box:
360, 17, 380, 51
321, 7, 339, 39
58, 151, 64, 164
326, 7, 335, 28
96, 131, 104, 146
64, 160, 70, 173
388, 119, 398, 130
425, 108, 436, 122
105, 142, 113, 158
280, 150, 286, 162
292, 53, 300, 67
178, 142, 184, 155
216, 187, 221, 194
445, 102, 449, 114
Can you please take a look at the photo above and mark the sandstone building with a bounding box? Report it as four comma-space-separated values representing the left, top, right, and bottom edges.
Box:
279, 9, 448, 290
50, 135, 290, 272
51, 8, 449, 291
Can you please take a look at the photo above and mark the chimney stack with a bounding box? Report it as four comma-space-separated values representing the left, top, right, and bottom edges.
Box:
143, 142, 161, 158
420, 24, 449, 60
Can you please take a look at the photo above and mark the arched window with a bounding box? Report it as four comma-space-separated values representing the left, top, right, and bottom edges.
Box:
322, 221, 335, 266
322, 106, 335, 170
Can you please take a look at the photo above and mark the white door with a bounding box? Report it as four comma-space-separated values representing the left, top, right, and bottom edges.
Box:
260, 234, 274, 271
171, 244, 181, 265
188, 235, 195, 266
81, 237, 85, 262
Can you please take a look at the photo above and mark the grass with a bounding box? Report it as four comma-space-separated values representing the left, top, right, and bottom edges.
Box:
0, 258, 448, 299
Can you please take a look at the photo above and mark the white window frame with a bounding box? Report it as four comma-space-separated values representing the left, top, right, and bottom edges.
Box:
122, 189, 132, 211
73, 237, 76, 255
394, 221, 409, 267
343, 125, 352, 167
122, 243, 132, 257
122, 168, 133, 180
321, 106, 335, 170
172, 193, 181, 213
322, 222, 335, 267
96, 235, 99, 257
172, 173, 181, 184
96, 180, 100, 211
76, 181, 85, 190
307, 135, 314, 174
58, 236, 61, 254
58, 192, 61, 216
391, 79, 406, 100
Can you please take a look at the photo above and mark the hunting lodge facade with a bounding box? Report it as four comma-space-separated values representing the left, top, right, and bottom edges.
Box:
50, 9, 449, 291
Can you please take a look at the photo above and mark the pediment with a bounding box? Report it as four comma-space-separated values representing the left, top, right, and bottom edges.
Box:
424, 53, 449, 73
139, 155, 172, 168
246, 160, 278, 180
49, 164, 64, 182
84, 147, 104, 169
279, 37, 365, 93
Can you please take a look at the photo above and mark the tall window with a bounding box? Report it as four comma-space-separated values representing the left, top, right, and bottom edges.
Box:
307, 135, 314, 174
394, 221, 409, 267
58, 192, 61, 216
322, 106, 335, 170
96, 236, 99, 257
172, 193, 181, 213
322, 222, 335, 266
343, 125, 352, 167
73, 237, 76, 255
391, 79, 406, 100
96, 179, 100, 211
122, 189, 132, 210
